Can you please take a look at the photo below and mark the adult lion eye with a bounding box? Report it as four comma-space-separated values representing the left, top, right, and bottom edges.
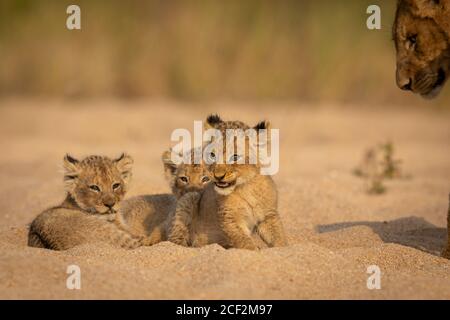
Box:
112, 183, 121, 190
89, 185, 101, 192
179, 176, 189, 183
201, 176, 210, 183
407, 35, 417, 49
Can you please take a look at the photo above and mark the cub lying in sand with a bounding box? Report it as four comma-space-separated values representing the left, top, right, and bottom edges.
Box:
115, 148, 213, 244
169, 114, 287, 250
28, 154, 146, 250
393, 0, 450, 98
443, 194, 450, 259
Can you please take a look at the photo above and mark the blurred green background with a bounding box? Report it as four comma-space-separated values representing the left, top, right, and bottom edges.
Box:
0, 0, 448, 107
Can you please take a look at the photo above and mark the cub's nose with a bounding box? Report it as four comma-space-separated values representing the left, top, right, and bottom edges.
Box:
213, 164, 227, 181
214, 171, 226, 181
103, 198, 116, 209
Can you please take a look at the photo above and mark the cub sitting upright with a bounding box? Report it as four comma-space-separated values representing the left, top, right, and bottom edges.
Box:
115, 148, 213, 244
169, 114, 288, 250
206, 114, 287, 250
161, 148, 224, 247
28, 154, 144, 250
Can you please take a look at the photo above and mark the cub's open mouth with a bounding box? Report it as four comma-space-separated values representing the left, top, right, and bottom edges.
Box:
215, 181, 236, 189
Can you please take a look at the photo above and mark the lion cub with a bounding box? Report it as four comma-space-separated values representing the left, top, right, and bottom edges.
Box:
28, 154, 145, 250
116, 148, 213, 245
169, 115, 287, 250
159, 148, 229, 247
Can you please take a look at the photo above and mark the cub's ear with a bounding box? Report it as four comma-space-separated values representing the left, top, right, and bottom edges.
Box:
162, 149, 178, 179
114, 153, 133, 184
254, 120, 271, 131
63, 154, 80, 190
253, 120, 272, 147
63, 154, 80, 178
204, 114, 223, 130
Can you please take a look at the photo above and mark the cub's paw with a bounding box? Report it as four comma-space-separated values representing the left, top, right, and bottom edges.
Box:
142, 233, 163, 246
121, 235, 144, 249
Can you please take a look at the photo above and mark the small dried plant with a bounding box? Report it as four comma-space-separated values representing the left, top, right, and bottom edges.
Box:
353, 141, 403, 195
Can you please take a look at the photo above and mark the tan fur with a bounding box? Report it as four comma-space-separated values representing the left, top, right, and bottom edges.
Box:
393, 0, 450, 98
115, 193, 176, 244
167, 192, 202, 246
169, 115, 287, 250
167, 186, 231, 248
28, 154, 146, 250
116, 149, 213, 245
442, 194, 450, 259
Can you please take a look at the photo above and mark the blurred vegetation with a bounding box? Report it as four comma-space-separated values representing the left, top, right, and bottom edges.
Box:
353, 141, 404, 195
0, 0, 448, 106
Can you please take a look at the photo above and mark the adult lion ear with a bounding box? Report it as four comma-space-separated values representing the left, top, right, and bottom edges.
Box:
114, 153, 133, 184
204, 114, 223, 130
63, 154, 80, 190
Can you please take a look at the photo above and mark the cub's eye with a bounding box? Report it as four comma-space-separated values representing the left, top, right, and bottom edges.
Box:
201, 176, 210, 183
179, 176, 189, 183
208, 152, 216, 162
112, 183, 121, 190
229, 154, 241, 163
89, 185, 101, 192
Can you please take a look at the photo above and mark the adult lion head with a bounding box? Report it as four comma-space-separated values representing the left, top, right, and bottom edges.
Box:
393, 0, 450, 99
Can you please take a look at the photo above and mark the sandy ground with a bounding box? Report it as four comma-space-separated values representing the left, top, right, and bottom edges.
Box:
0, 99, 449, 299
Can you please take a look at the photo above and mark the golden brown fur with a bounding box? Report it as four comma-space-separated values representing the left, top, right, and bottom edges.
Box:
393, 0, 450, 98
168, 115, 287, 250
401, 0, 450, 34
28, 154, 145, 250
